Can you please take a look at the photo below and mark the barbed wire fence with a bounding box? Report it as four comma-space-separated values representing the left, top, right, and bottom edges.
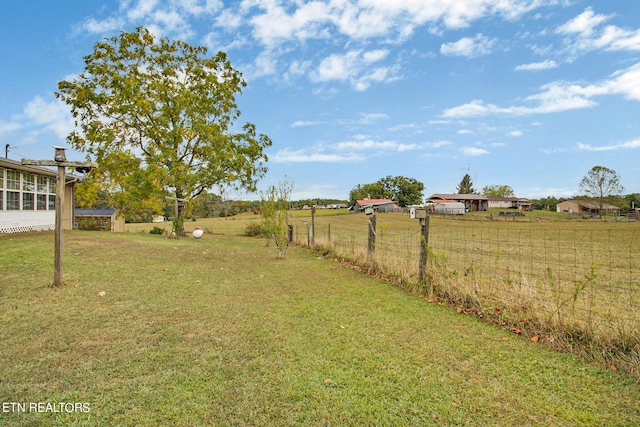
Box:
292, 214, 640, 361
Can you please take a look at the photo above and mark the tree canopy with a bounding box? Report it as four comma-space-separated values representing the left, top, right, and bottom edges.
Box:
349, 176, 424, 207
456, 173, 476, 194
56, 27, 271, 236
481, 185, 515, 198
578, 166, 624, 217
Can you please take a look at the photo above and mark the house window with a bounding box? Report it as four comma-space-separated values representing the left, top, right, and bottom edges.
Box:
48, 195, 55, 210
37, 176, 48, 193
37, 194, 48, 210
22, 173, 35, 210
6, 191, 19, 210
22, 173, 35, 192
6, 170, 20, 190
49, 178, 56, 194
22, 192, 34, 210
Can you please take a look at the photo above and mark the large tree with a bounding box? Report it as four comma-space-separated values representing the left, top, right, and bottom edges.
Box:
578, 166, 624, 217
349, 176, 424, 207
57, 27, 271, 236
481, 185, 515, 198
456, 173, 476, 194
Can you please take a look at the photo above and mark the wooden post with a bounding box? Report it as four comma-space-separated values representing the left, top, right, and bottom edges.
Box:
54, 153, 66, 286
368, 213, 376, 254
22, 147, 98, 287
418, 216, 430, 285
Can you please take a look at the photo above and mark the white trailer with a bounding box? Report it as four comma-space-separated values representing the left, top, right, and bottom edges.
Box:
434, 202, 465, 215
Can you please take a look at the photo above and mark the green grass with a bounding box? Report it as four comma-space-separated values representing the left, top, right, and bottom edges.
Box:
1, 231, 640, 425
127, 213, 640, 374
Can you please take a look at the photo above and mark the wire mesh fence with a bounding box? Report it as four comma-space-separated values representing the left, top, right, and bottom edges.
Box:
292, 214, 640, 344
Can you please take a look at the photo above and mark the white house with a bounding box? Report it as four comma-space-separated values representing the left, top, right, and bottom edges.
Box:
0, 157, 77, 233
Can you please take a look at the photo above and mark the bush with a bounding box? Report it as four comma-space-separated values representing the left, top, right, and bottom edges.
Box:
150, 226, 165, 235
244, 222, 263, 237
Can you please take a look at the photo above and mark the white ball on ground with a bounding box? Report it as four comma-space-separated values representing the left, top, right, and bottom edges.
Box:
192, 228, 204, 239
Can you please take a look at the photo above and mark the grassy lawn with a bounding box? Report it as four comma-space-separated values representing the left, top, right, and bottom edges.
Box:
1, 231, 639, 425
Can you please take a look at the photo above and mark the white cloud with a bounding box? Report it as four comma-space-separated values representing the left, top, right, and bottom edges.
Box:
362, 49, 389, 63
556, 7, 611, 37
427, 140, 453, 148
388, 123, 419, 132
314, 50, 361, 82
311, 49, 399, 90
22, 97, 74, 139
576, 139, 640, 151
440, 34, 495, 57
79, 0, 556, 89
509, 130, 523, 137
0, 121, 21, 137
82, 0, 221, 38
272, 148, 363, 163
81, 16, 126, 34
126, 0, 159, 20
283, 60, 312, 82
291, 120, 319, 127
442, 61, 640, 118
335, 139, 420, 152
358, 113, 388, 124
460, 146, 489, 156
556, 7, 640, 55
515, 59, 558, 71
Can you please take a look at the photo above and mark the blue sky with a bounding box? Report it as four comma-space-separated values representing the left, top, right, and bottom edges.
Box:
1, 1, 639, 201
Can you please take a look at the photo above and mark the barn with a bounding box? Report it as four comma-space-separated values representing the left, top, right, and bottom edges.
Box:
351, 199, 398, 213
0, 158, 77, 233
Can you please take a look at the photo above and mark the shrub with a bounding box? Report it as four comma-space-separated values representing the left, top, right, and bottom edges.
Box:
244, 222, 263, 237
150, 226, 165, 235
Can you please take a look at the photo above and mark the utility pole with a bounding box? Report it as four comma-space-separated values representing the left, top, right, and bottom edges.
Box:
22, 146, 98, 286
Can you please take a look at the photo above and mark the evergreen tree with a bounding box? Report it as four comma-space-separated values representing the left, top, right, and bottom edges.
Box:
456, 173, 476, 194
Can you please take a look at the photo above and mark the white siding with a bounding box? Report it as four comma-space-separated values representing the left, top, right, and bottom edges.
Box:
0, 211, 55, 233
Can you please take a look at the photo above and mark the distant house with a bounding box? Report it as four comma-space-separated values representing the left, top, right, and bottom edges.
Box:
487, 197, 532, 211
427, 194, 488, 212
0, 157, 77, 233
75, 208, 125, 232
351, 199, 398, 213
557, 200, 620, 216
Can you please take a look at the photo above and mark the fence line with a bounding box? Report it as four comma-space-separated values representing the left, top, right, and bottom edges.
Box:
293, 215, 640, 343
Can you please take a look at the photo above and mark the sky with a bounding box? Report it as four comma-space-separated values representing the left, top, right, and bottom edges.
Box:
1, 1, 640, 201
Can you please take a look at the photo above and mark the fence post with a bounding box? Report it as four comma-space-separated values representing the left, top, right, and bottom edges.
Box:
418, 216, 430, 284
310, 206, 316, 248
368, 214, 376, 254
